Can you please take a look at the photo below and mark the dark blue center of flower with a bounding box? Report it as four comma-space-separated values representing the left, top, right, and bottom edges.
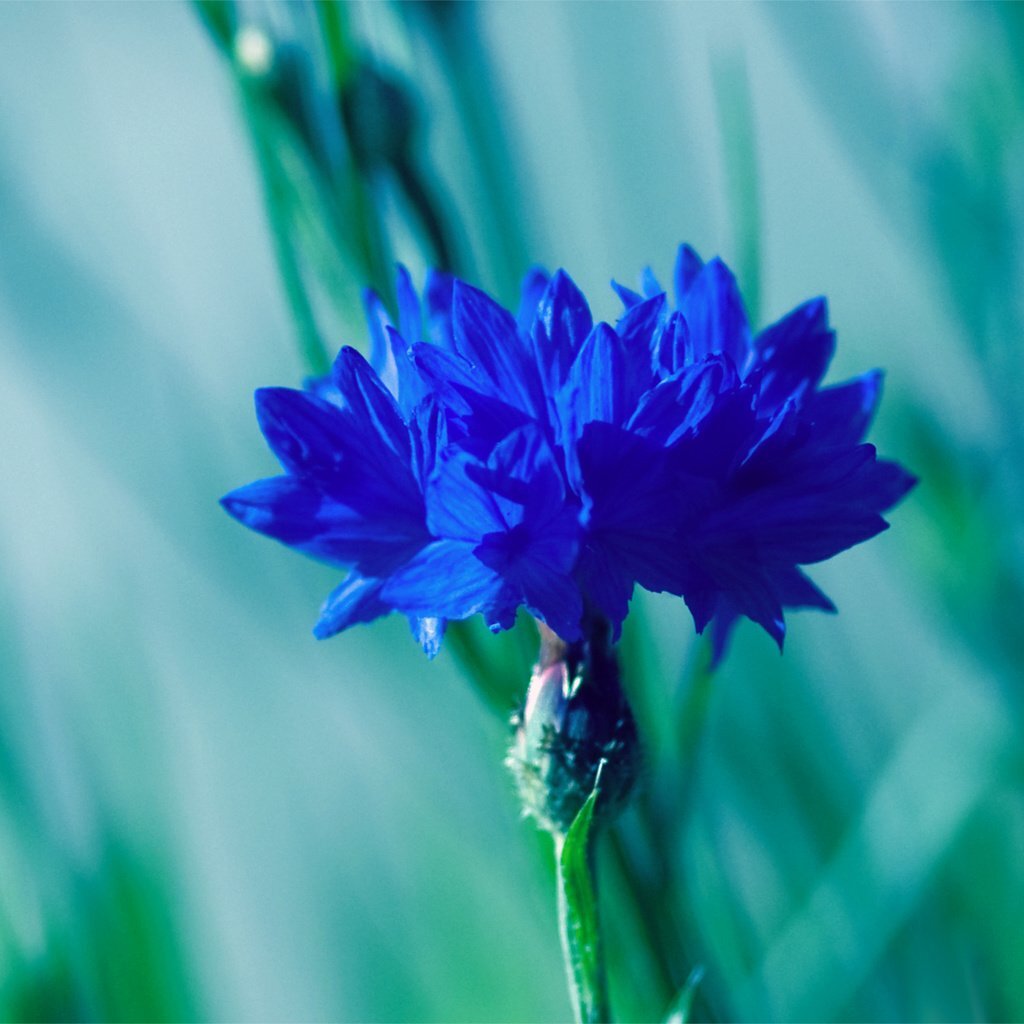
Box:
475, 522, 532, 570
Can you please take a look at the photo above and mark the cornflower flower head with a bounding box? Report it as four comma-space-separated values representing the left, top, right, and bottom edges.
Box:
221, 246, 915, 662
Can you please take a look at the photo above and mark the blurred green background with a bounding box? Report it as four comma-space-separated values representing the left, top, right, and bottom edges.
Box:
2, 2, 1023, 1021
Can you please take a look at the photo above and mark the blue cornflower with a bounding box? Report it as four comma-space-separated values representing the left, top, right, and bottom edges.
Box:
221, 246, 915, 660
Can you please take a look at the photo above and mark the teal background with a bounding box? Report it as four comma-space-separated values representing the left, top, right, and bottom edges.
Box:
1, 2, 1022, 1020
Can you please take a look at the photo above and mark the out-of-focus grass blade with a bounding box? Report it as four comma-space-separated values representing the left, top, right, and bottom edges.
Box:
396, 3, 529, 302
245, 95, 331, 379
763, 5, 907, 209
72, 842, 198, 1022
664, 965, 705, 1024
898, 404, 1024, 687
711, 48, 761, 324
192, 0, 234, 53
192, 1, 389, 375
315, 0, 357, 90
2, 841, 197, 1023
724, 660, 1011, 1019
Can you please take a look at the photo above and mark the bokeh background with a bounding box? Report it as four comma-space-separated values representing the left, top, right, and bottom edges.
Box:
2, 2, 1023, 1021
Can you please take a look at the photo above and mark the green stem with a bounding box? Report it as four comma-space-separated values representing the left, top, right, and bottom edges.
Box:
555, 832, 612, 1024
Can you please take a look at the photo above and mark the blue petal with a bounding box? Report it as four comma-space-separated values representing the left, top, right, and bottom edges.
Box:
615, 292, 666, 364
411, 342, 484, 415
467, 424, 568, 512
673, 244, 705, 304
423, 269, 455, 348
681, 257, 751, 364
773, 566, 836, 612
362, 288, 399, 396
221, 476, 338, 550
409, 396, 447, 488
640, 266, 663, 299
411, 615, 446, 659
429, 426, 576, 545
220, 476, 425, 574
532, 269, 593, 392
520, 565, 584, 642
871, 459, 918, 511
255, 386, 350, 479
395, 264, 423, 345
382, 539, 507, 621
699, 563, 838, 663
452, 280, 543, 415
314, 573, 391, 639
330, 347, 410, 463
683, 582, 718, 636
302, 372, 343, 408
254, 383, 421, 518
575, 544, 635, 639
753, 297, 835, 411
698, 489, 890, 567
563, 322, 631, 428
698, 560, 786, 650
574, 422, 682, 594
416, 426, 583, 639
472, 516, 581, 638
654, 311, 691, 375
738, 396, 803, 478
629, 358, 753, 473
611, 280, 644, 310
708, 606, 741, 666
412, 345, 531, 454
516, 265, 551, 335
425, 449, 511, 540
802, 370, 883, 446
384, 326, 425, 418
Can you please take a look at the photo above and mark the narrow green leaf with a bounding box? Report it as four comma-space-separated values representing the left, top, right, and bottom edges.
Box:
557, 761, 610, 1024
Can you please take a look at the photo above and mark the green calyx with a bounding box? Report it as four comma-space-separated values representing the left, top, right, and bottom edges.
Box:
508, 620, 640, 838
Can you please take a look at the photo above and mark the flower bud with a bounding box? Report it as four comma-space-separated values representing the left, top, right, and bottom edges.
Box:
508, 620, 640, 837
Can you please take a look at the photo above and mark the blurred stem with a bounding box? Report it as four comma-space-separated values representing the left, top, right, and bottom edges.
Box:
406, 4, 528, 300
341, 164, 395, 306
245, 91, 331, 378
315, 0, 358, 89
394, 154, 459, 273
192, 0, 234, 52
712, 48, 762, 325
